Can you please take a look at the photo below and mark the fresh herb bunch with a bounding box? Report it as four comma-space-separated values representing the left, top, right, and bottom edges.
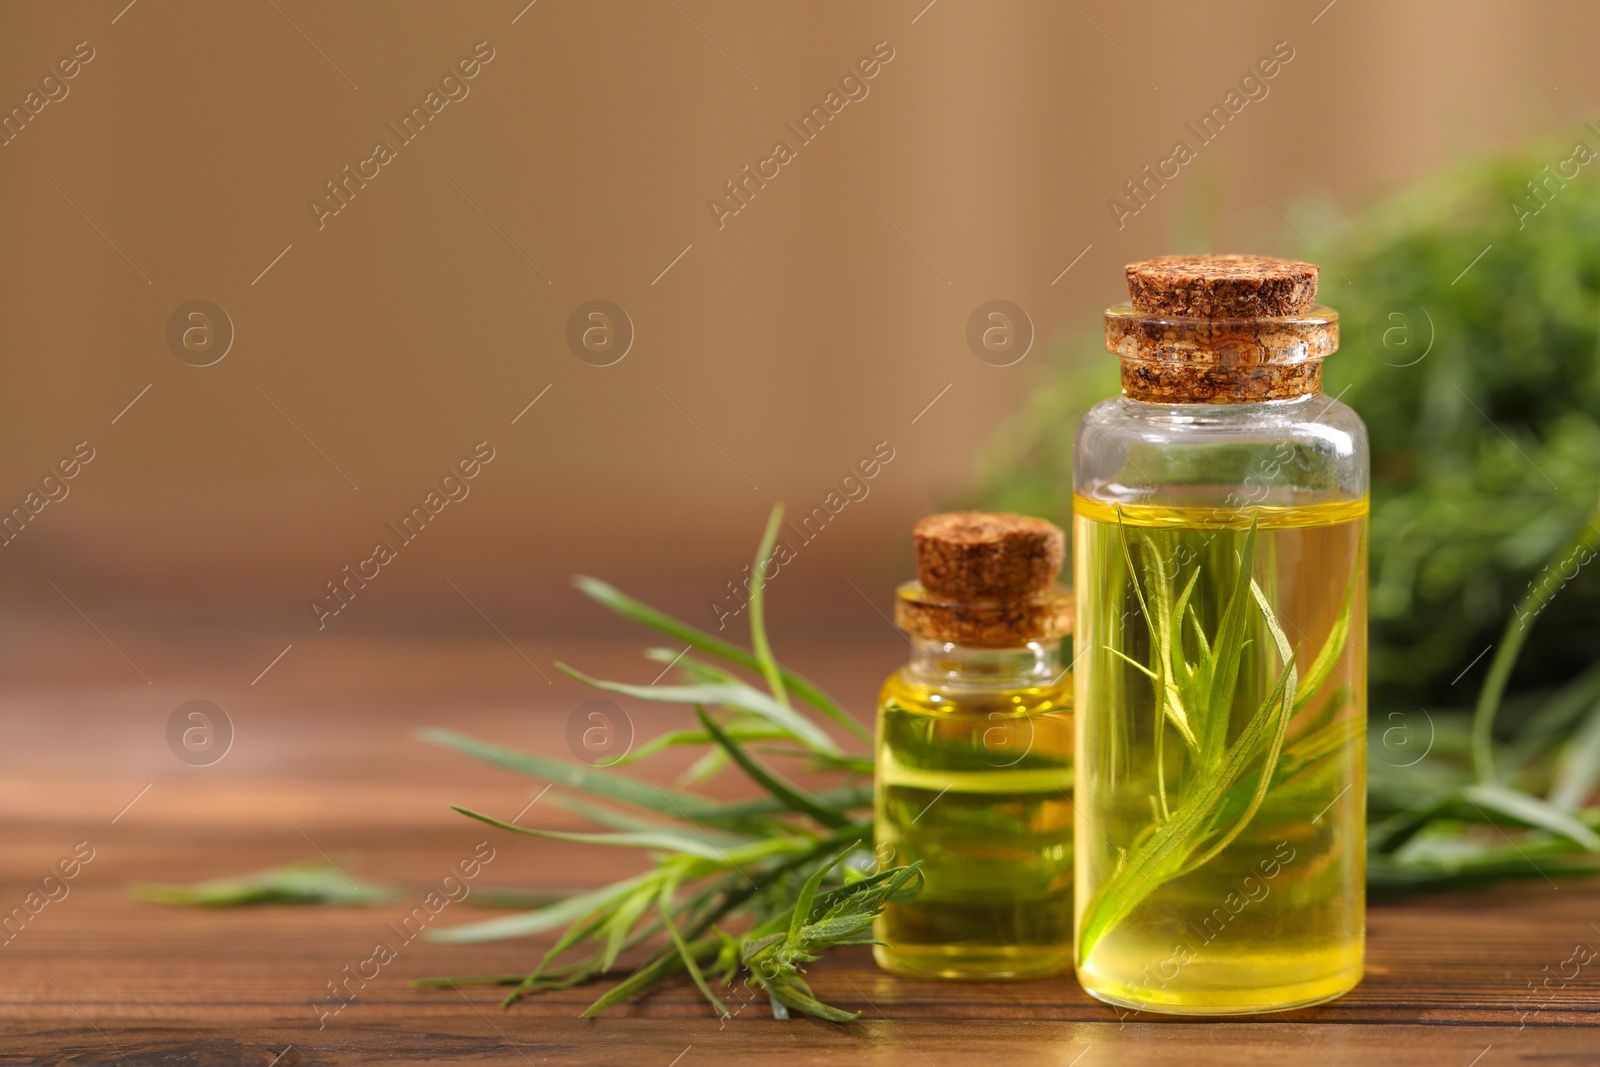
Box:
415, 506, 921, 1021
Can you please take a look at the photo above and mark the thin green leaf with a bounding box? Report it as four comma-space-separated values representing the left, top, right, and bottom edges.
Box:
788, 843, 854, 944
548, 794, 706, 835
1369, 795, 1456, 855
1369, 850, 1600, 893
1509, 660, 1600, 769
1274, 712, 1362, 785
129, 857, 399, 908
716, 785, 873, 821
1473, 518, 1600, 783
427, 874, 652, 943
556, 665, 840, 755
416, 728, 760, 832
459, 887, 573, 910
1292, 534, 1359, 713
1156, 562, 1201, 750
1548, 697, 1600, 810
658, 880, 730, 1018
599, 885, 658, 971
766, 984, 860, 1023
572, 575, 870, 741
580, 938, 716, 1018
1105, 645, 1158, 681
769, 747, 876, 777
410, 974, 535, 988
448, 805, 744, 860
697, 707, 850, 828
1187, 601, 1211, 661
602, 720, 788, 768
679, 746, 729, 785
1455, 783, 1600, 851
1200, 521, 1260, 769
644, 647, 742, 686
1117, 518, 1184, 756
1170, 565, 1202, 651
749, 504, 790, 708
510, 907, 616, 1002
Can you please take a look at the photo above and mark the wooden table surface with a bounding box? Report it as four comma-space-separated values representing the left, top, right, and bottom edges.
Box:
3, 622, 1598, 1065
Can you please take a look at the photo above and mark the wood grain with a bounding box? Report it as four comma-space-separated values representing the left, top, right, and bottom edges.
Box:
2, 630, 1597, 1065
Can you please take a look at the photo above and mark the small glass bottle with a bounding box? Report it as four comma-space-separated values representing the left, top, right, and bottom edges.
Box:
1073, 255, 1368, 1014
873, 512, 1075, 979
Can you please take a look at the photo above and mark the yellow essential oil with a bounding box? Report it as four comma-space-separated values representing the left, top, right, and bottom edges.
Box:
874, 662, 1074, 978
1073, 498, 1367, 1013
873, 512, 1075, 980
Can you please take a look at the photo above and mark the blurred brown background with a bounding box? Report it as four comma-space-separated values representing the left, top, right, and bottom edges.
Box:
0, 0, 1595, 813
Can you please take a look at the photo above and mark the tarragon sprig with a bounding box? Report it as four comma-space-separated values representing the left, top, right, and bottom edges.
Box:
731, 846, 924, 1022
130, 857, 400, 907
1077, 516, 1332, 963
415, 504, 913, 1021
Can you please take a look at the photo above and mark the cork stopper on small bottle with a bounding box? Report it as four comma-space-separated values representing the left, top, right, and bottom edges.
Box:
913, 512, 1063, 598
895, 512, 1071, 646
1108, 253, 1339, 403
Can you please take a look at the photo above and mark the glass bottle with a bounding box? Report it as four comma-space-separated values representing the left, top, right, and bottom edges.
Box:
1073, 255, 1368, 1014
873, 512, 1075, 979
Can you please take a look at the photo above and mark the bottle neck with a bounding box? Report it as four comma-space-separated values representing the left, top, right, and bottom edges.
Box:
903, 638, 1061, 687
1105, 303, 1337, 403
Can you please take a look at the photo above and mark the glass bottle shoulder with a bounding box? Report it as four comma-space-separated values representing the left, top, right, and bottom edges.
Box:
1076, 393, 1366, 449
1073, 393, 1369, 510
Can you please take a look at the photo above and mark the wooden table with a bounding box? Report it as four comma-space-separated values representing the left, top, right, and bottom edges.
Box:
3, 625, 1597, 1065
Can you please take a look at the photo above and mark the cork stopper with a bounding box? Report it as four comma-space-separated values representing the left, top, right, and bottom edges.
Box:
1109, 254, 1338, 403
897, 512, 1070, 646
913, 512, 1063, 598
1126, 254, 1318, 319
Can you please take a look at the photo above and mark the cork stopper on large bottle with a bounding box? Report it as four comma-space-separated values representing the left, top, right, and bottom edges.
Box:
895, 512, 1071, 646
1108, 253, 1339, 403
1126, 254, 1319, 319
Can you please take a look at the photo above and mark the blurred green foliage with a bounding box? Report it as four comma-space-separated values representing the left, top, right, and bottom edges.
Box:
979, 138, 1600, 718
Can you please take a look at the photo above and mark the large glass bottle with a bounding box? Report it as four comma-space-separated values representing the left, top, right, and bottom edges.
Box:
1073, 255, 1368, 1014
874, 512, 1074, 979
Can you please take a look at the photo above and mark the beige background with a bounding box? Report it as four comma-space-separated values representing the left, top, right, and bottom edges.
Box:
0, 0, 1592, 662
